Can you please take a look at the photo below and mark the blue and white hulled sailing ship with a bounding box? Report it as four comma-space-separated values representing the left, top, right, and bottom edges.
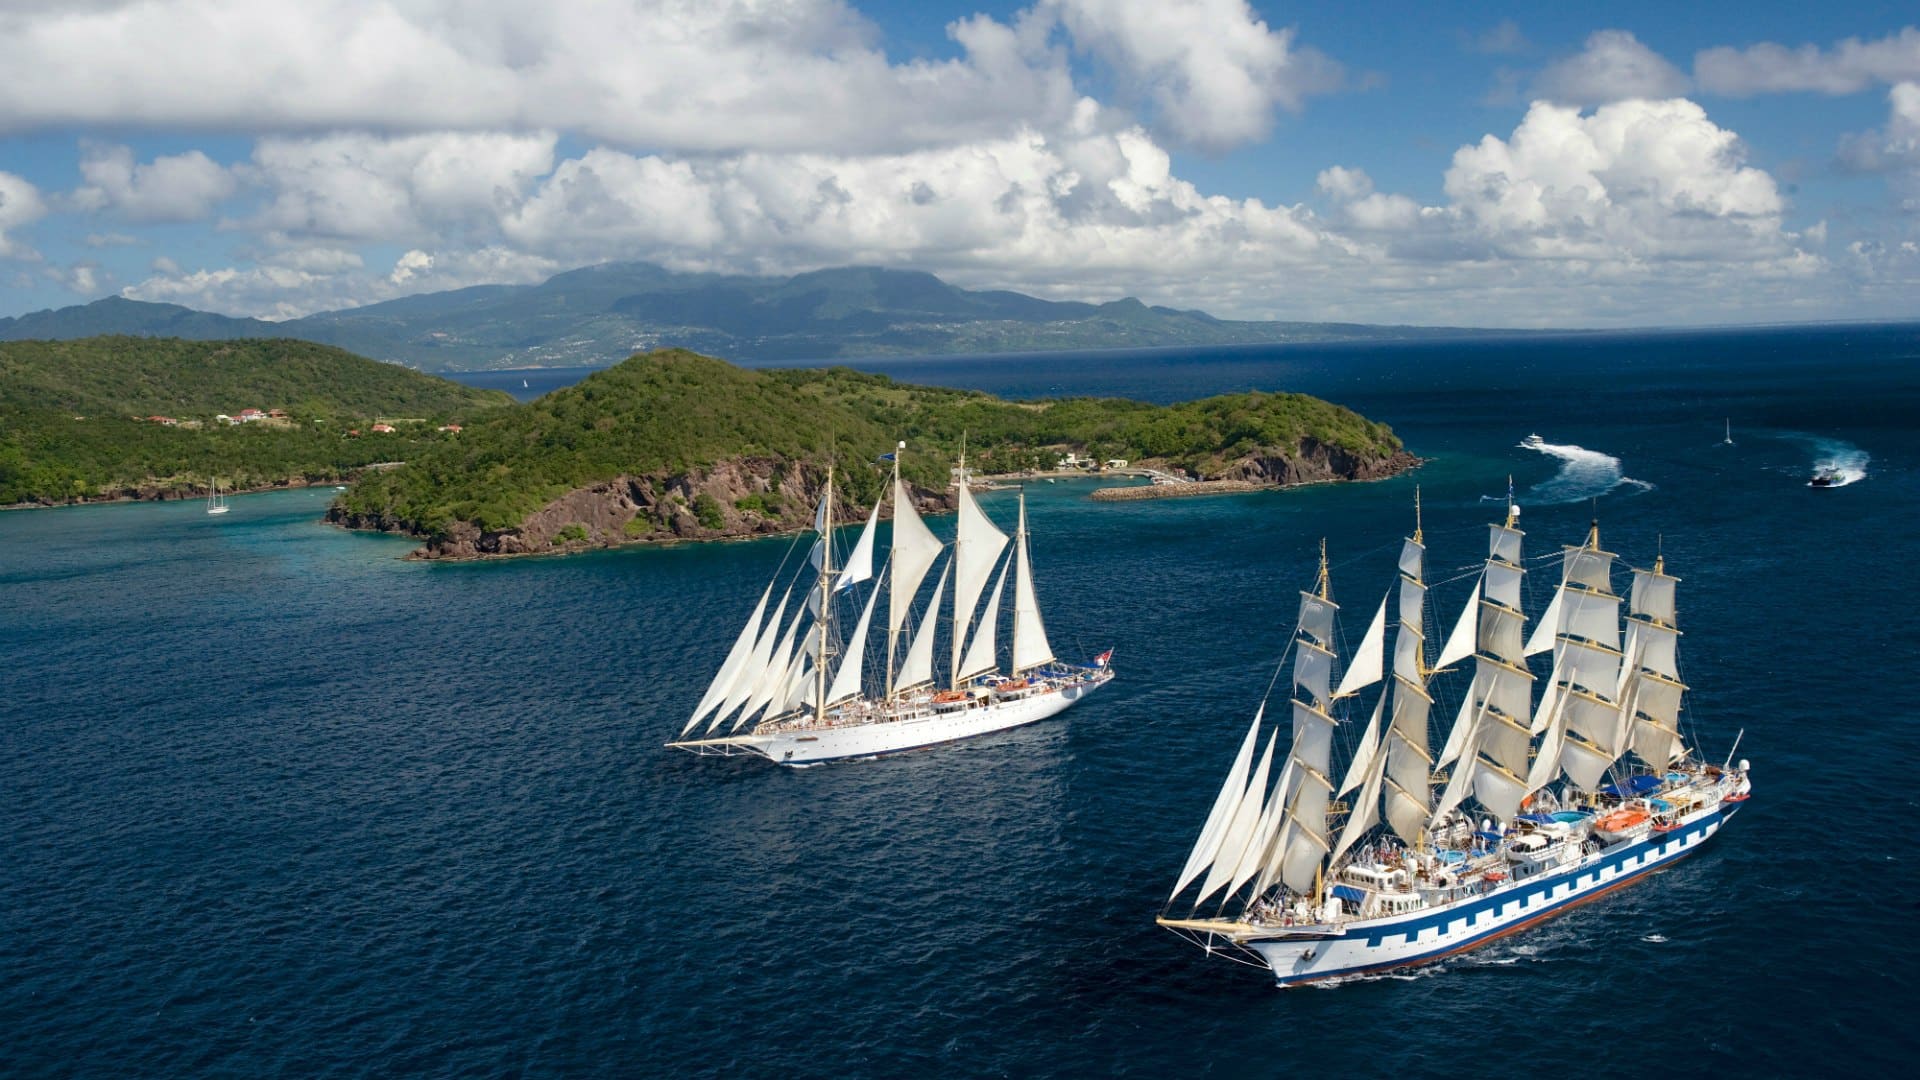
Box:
1158, 496, 1750, 986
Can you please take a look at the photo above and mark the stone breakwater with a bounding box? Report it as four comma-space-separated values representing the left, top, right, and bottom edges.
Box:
1089, 480, 1262, 502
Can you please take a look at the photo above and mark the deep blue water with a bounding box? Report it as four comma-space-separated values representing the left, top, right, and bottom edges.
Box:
6, 325, 1919, 1075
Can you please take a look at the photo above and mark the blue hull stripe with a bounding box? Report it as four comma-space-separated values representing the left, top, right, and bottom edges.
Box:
1270, 805, 1738, 986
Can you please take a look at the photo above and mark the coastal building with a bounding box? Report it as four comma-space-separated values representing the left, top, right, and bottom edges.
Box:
371, 423, 397, 434
438, 423, 463, 433
1105, 458, 1129, 470
237, 408, 266, 423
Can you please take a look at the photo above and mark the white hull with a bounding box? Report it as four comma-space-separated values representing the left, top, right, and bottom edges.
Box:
1235, 799, 1742, 986
686, 670, 1111, 765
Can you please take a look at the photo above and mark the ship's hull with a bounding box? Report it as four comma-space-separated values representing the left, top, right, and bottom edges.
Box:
1246, 801, 1740, 986
737, 673, 1111, 765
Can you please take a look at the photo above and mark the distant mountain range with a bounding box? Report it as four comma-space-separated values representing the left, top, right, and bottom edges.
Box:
0, 264, 1504, 373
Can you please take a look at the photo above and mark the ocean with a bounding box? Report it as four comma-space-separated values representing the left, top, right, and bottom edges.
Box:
4, 324, 1917, 1075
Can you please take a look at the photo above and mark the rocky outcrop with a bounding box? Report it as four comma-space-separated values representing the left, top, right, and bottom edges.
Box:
1216, 437, 1419, 486
328, 456, 954, 560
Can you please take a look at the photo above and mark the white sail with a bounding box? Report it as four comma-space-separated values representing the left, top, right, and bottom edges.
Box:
1631, 567, 1679, 625
1478, 601, 1526, 666
732, 589, 804, 730
1523, 586, 1563, 656
1398, 578, 1427, 646
837, 499, 880, 593
824, 580, 882, 706
1336, 692, 1383, 796
1563, 588, 1622, 649
895, 561, 948, 692
887, 473, 943, 639
1277, 699, 1337, 894
1334, 595, 1388, 698
1489, 522, 1524, 565
1393, 623, 1424, 685
1297, 593, 1338, 647
1196, 731, 1279, 905
1563, 545, 1615, 592
1228, 757, 1297, 901
1434, 581, 1480, 670
1435, 690, 1476, 767
1330, 696, 1388, 868
950, 483, 1010, 684
1559, 637, 1623, 697
1484, 560, 1525, 610
715, 584, 796, 729
957, 558, 1009, 684
1010, 494, 1056, 673
1294, 641, 1335, 706
683, 581, 774, 734
1383, 681, 1435, 843
1625, 619, 1681, 681
1170, 706, 1265, 902
1397, 537, 1425, 580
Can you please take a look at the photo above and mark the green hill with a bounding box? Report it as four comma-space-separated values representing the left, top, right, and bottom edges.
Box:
3, 264, 1509, 371
0, 336, 514, 505
331, 349, 1414, 558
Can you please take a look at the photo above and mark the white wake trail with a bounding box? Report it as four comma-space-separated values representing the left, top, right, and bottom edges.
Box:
1516, 434, 1654, 505
1789, 434, 1870, 487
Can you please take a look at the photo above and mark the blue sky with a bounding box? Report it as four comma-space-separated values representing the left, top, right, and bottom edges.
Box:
2, 1, 1917, 328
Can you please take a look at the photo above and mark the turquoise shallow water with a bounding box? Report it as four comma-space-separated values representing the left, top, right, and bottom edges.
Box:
5, 324, 1918, 1074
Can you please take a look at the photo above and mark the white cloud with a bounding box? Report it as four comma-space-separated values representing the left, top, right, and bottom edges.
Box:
1695, 27, 1920, 97
1443, 98, 1787, 262
1531, 30, 1690, 105
71, 143, 238, 222
0, 0, 1086, 155
1316, 165, 1372, 200
1839, 82, 1920, 211
247, 131, 558, 241
0, 170, 47, 258
1042, 0, 1343, 150
82, 231, 141, 248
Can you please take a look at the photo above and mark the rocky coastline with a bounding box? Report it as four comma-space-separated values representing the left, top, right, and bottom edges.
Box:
327, 442, 1420, 561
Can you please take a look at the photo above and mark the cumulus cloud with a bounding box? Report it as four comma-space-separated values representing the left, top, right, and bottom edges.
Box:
1042, 0, 1343, 150
247, 131, 558, 241
0, 0, 1084, 155
0, 170, 48, 258
1531, 30, 1690, 105
1696, 27, 1920, 97
1839, 83, 1920, 211
1443, 98, 1787, 262
70, 143, 238, 222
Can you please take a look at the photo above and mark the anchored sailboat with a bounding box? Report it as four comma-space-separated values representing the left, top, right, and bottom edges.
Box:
1158, 493, 1750, 986
667, 443, 1113, 765
206, 477, 229, 515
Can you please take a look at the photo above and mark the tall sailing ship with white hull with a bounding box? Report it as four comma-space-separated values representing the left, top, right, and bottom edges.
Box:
1158, 496, 1751, 986
667, 445, 1113, 766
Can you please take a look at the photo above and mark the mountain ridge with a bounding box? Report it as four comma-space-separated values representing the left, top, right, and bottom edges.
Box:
1, 263, 1511, 373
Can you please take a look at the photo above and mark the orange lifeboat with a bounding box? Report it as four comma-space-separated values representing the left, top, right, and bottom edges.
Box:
932, 690, 969, 703
1595, 807, 1651, 839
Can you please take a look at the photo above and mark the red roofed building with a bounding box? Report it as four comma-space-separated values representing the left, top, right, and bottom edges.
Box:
371, 423, 396, 434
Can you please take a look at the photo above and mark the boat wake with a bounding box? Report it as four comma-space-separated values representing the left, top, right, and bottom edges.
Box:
1790, 434, 1869, 487
1515, 434, 1654, 504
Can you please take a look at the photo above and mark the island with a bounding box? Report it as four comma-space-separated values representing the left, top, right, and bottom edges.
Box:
327, 349, 1416, 559
0, 336, 514, 506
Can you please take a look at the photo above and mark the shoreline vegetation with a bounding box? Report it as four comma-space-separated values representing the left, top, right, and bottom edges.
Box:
327, 348, 1417, 560
0, 336, 512, 508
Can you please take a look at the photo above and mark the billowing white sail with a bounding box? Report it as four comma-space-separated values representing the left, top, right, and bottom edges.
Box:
683, 581, 773, 734
950, 483, 1010, 684
887, 473, 943, 639
1383, 680, 1434, 842
895, 561, 948, 692
1297, 593, 1338, 647
958, 558, 1009, 684
1010, 494, 1055, 673
1330, 696, 1387, 867
1631, 567, 1678, 625
1334, 595, 1388, 698
1336, 692, 1383, 796
1435, 687, 1476, 767
824, 581, 882, 706
1197, 732, 1278, 905
714, 584, 795, 728
732, 590, 804, 730
1169, 705, 1264, 903
1523, 586, 1563, 656
837, 499, 880, 593
1489, 522, 1524, 565
1433, 581, 1480, 670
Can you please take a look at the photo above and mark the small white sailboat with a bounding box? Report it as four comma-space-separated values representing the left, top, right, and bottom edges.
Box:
667, 442, 1113, 765
1723, 418, 1734, 445
206, 477, 230, 515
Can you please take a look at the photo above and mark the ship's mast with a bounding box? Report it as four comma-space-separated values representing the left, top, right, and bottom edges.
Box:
815, 465, 834, 725
885, 443, 902, 701
949, 433, 967, 688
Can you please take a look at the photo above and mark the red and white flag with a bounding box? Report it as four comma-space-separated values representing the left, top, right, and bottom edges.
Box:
1094, 649, 1113, 667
